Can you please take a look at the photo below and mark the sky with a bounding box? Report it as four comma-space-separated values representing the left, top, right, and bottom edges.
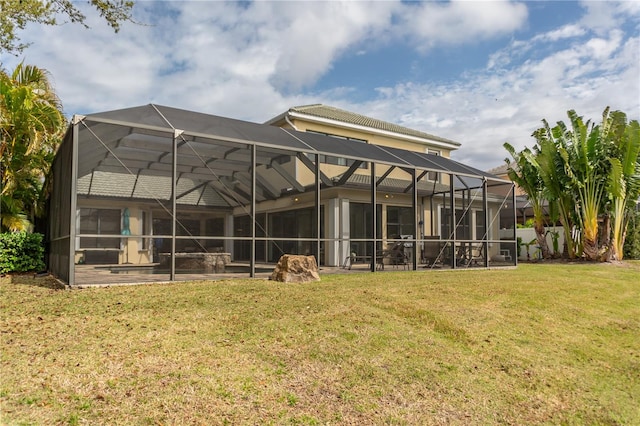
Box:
2, 0, 639, 171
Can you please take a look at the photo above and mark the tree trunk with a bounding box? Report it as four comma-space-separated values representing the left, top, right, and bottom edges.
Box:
600, 214, 612, 261
534, 222, 551, 259
582, 236, 599, 261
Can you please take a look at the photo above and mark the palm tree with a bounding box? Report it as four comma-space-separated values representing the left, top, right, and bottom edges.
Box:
504, 142, 551, 259
606, 112, 640, 260
1, 63, 65, 232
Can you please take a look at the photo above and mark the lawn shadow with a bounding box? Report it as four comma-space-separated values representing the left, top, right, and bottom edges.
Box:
1, 273, 67, 290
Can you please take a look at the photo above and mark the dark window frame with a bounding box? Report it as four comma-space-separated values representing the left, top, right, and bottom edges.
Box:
306, 130, 368, 169
79, 208, 121, 249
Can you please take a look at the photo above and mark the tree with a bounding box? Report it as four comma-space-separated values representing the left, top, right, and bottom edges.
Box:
529, 125, 579, 258
1, 0, 135, 55
504, 142, 551, 259
505, 107, 639, 262
605, 111, 640, 260
1, 62, 65, 232
623, 207, 640, 259
560, 110, 612, 261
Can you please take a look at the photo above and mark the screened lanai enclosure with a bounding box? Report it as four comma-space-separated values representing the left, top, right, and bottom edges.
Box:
45, 104, 517, 286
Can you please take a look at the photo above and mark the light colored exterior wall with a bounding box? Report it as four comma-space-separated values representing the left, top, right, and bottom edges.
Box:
271, 111, 477, 266
286, 119, 454, 158
277, 115, 455, 189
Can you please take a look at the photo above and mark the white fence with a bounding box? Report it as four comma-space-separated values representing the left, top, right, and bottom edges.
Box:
516, 227, 565, 260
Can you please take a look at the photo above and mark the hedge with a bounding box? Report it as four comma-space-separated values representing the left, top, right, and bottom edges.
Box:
624, 210, 640, 260
0, 232, 46, 274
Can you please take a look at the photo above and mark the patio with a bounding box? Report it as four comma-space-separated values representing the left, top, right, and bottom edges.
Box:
45, 104, 517, 286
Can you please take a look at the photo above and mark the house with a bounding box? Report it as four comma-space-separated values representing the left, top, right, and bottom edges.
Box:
486, 164, 526, 196
44, 104, 517, 286
266, 104, 460, 157
487, 163, 555, 227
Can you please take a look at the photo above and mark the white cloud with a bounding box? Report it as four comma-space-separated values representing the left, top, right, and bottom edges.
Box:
368, 27, 639, 170
4, 1, 399, 113
533, 24, 586, 42
398, 0, 528, 49
584, 29, 624, 60
265, 1, 396, 90
488, 22, 591, 70
579, 0, 640, 35
2, 0, 638, 172
3, 0, 533, 119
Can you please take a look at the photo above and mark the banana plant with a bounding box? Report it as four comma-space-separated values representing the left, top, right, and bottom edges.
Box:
504, 142, 551, 259
529, 122, 579, 258
559, 110, 612, 261
505, 107, 638, 262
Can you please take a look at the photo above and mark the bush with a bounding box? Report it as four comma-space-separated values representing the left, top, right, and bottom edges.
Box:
624, 209, 640, 260
0, 232, 46, 274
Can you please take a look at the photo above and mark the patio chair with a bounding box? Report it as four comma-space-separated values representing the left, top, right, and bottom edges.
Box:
378, 241, 409, 270
470, 244, 484, 266
421, 236, 443, 267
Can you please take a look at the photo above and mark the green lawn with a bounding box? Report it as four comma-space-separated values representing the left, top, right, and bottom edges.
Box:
1, 263, 639, 425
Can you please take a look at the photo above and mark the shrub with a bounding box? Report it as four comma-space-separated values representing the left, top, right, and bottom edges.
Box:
624, 209, 640, 260
0, 232, 46, 274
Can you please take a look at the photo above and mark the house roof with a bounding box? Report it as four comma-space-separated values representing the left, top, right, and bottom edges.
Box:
487, 164, 510, 175
342, 171, 451, 195
77, 171, 231, 207
267, 104, 461, 148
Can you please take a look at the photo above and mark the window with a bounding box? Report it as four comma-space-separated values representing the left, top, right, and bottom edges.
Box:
349, 202, 382, 257
306, 130, 368, 169
175, 217, 201, 252
475, 210, 486, 240
440, 208, 470, 240
140, 211, 148, 250
427, 149, 440, 182
440, 208, 488, 240
264, 207, 324, 262
307, 130, 367, 144
304, 152, 368, 169
317, 153, 347, 166
386, 206, 413, 240
79, 208, 121, 248
233, 213, 267, 261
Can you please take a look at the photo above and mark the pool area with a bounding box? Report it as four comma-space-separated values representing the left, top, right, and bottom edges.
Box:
72, 261, 373, 286
98, 264, 274, 275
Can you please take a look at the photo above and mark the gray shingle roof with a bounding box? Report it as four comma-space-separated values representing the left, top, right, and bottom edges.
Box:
342, 172, 451, 194
288, 104, 461, 146
487, 164, 510, 175
77, 171, 232, 207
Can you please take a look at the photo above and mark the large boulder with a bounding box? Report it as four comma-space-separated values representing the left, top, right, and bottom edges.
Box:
270, 254, 320, 283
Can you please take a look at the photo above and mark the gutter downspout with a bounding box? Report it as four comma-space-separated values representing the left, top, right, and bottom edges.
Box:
285, 114, 300, 131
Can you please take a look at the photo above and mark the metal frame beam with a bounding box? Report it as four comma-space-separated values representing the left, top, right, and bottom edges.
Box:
270, 161, 305, 193
297, 152, 333, 187
336, 160, 364, 186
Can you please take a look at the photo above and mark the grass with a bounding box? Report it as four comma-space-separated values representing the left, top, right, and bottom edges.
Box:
1, 262, 639, 425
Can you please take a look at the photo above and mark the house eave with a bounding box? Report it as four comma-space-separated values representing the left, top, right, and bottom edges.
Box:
285, 111, 461, 151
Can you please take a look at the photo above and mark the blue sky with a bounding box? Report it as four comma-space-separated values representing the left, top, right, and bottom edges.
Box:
2, 1, 639, 171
